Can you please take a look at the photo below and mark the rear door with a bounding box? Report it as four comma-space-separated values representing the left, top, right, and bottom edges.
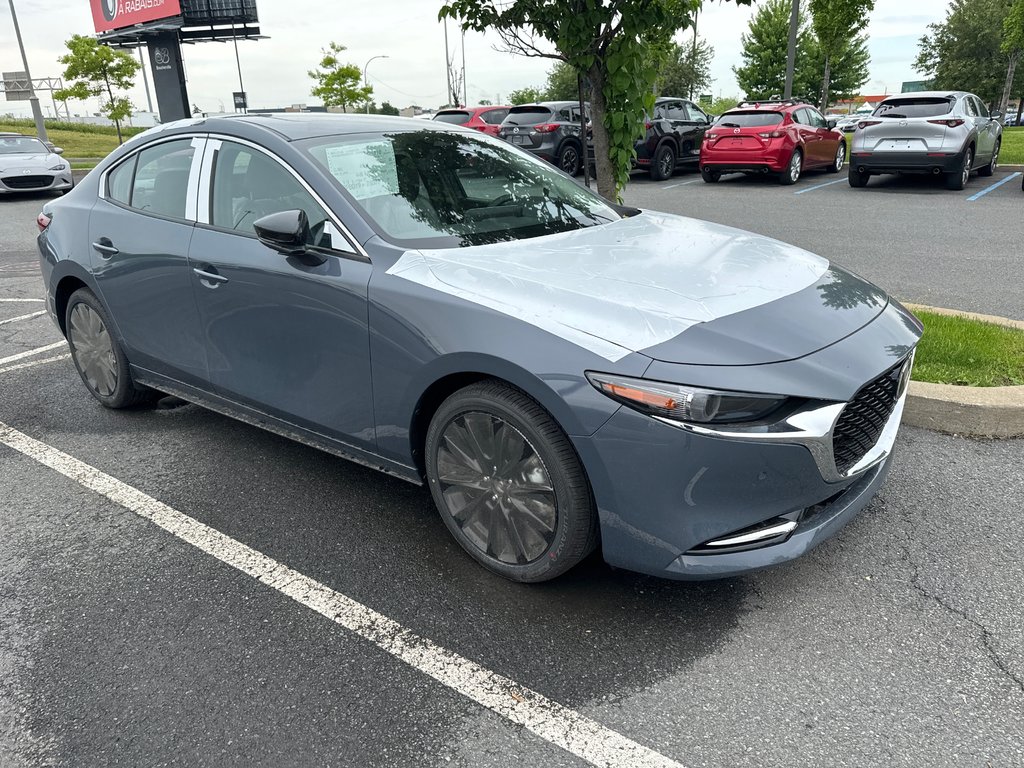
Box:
88, 135, 209, 386
792, 108, 824, 165
680, 102, 711, 161
802, 106, 835, 166
187, 138, 375, 450
970, 96, 997, 163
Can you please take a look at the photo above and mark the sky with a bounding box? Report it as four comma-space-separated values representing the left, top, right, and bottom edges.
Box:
1, 0, 948, 119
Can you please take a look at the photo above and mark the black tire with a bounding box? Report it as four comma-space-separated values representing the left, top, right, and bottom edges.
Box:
780, 148, 802, 185
701, 167, 721, 183
65, 288, 156, 409
557, 142, 581, 176
979, 140, 999, 177
425, 381, 598, 583
826, 141, 846, 173
945, 147, 972, 190
650, 143, 676, 181
848, 166, 870, 187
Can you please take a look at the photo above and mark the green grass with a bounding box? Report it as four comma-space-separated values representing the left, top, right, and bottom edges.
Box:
1000, 126, 1024, 164
912, 310, 1024, 387
0, 117, 146, 159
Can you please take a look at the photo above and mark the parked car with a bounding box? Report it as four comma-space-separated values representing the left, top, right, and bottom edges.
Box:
836, 106, 874, 133
700, 99, 847, 184
848, 91, 1003, 190
497, 101, 587, 175
432, 106, 511, 137
37, 114, 921, 583
0, 133, 72, 196
635, 97, 713, 180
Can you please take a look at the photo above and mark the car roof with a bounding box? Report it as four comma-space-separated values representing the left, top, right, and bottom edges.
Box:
170, 112, 463, 142
878, 91, 962, 101
654, 96, 690, 103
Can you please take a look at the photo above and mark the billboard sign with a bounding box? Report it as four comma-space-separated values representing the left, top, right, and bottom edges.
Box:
2, 71, 30, 102
90, 0, 182, 33
901, 80, 929, 93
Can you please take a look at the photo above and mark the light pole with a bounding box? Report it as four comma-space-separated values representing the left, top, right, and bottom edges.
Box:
363, 55, 388, 114
6, 0, 48, 143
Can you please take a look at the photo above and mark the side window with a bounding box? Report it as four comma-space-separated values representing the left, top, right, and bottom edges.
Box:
687, 103, 709, 123
481, 108, 508, 125
963, 98, 978, 117
130, 139, 195, 219
667, 102, 688, 120
557, 108, 572, 122
107, 154, 137, 205
653, 103, 669, 120
807, 108, 827, 128
974, 97, 989, 118
210, 141, 333, 249
793, 108, 809, 125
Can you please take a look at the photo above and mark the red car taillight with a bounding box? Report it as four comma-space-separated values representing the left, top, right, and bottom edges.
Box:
37, 212, 51, 232
758, 130, 785, 139
928, 118, 966, 128
534, 123, 559, 133
858, 120, 882, 129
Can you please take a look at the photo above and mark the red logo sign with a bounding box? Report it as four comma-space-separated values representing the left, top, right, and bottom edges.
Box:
90, 0, 182, 33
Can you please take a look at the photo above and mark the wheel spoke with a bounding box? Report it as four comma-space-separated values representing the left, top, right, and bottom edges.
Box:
437, 446, 489, 490
495, 423, 526, 478
507, 492, 557, 534
462, 412, 497, 468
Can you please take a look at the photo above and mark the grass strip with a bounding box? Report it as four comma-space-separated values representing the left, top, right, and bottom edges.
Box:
912, 309, 1024, 387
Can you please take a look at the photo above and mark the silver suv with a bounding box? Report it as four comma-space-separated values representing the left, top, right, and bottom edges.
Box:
848, 91, 1003, 190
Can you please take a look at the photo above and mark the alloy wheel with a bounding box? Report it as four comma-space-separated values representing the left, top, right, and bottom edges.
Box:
435, 411, 557, 565
68, 303, 118, 397
561, 147, 579, 174
990, 143, 1000, 173
835, 143, 846, 171
660, 150, 674, 178
789, 151, 802, 182
961, 150, 972, 187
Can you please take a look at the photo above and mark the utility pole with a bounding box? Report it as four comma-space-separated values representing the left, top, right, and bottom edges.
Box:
232, 25, 246, 113
7, 0, 48, 143
784, 0, 800, 99
690, 10, 699, 101
443, 18, 453, 106
461, 29, 467, 107
138, 47, 154, 113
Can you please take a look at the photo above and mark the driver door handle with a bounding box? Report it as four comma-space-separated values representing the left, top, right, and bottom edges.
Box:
92, 238, 119, 258
193, 267, 229, 285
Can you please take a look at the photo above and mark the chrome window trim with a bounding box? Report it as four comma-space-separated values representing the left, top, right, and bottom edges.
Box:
184, 136, 207, 221
200, 133, 368, 260
97, 133, 207, 212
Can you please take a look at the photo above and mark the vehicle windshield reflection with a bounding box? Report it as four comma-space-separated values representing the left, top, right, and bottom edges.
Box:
300, 129, 619, 249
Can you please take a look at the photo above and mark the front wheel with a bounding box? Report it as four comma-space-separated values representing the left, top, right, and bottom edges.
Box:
650, 144, 676, 181
557, 143, 581, 176
780, 148, 802, 185
979, 140, 999, 177
827, 142, 846, 173
425, 381, 598, 583
945, 148, 972, 190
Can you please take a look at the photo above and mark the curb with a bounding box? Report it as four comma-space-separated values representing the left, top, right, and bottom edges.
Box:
902, 304, 1024, 438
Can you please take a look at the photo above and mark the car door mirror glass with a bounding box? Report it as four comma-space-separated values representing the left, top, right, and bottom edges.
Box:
54, 147, 64, 155
253, 209, 311, 255
827, 119, 838, 130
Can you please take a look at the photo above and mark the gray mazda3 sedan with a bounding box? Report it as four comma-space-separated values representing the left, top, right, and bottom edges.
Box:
36, 114, 921, 583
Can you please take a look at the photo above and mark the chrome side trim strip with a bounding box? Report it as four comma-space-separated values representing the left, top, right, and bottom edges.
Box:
703, 520, 799, 548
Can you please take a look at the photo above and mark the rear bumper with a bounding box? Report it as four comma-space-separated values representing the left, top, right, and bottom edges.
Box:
850, 149, 964, 174
700, 147, 789, 173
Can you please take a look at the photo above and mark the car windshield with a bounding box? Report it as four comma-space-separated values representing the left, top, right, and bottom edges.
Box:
874, 98, 954, 118
433, 111, 471, 125
0, 136, 48, 154
300, 129, 620, 249
717, 111, 783, 128
503, 107, 552, 126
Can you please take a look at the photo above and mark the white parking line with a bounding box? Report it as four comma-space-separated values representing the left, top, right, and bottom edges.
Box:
0, 421, 686, 768
0, 341, 67, 367
0, 298, 45, 303
0, 353, 70, 375
0, 310, 47, 326
794, 178, 847, 195
663, 179, 701, 189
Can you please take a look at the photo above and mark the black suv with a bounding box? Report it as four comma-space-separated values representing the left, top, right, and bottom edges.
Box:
497, 101, 588, 176
637, 97, 712, 180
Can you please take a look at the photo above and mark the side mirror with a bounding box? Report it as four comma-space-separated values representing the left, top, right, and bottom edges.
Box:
991, 110, 1003, 120
827, 119, 838, 130
253, 209, 310, 255
54, 147, 64, 155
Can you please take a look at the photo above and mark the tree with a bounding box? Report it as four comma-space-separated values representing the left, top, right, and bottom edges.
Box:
916, 0, 1023, 108
308, 42, 372, 112
804, 31, 870, 107
709, 96, 741, 115
54, 35, 138, 144
379, 101, 400, 116
808, 0, 874, 111
1000, 0, 1024, 115
734, 0, 818, 100
440, 0, 752, 200
508, 86, 546, 105
656, 38, 714, 98
545, 61, 580, 101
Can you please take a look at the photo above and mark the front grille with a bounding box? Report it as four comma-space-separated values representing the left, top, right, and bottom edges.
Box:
2, 174, 52, 190
832, 360, 905, 474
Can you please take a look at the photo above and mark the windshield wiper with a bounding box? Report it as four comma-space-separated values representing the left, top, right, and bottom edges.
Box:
879, 113, 906, 119
719, 122, 741, 128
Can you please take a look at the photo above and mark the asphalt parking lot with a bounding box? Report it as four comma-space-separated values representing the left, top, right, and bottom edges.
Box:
1, 172, 1023, 767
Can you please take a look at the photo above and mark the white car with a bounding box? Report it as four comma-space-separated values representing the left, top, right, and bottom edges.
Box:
0, 134, 73, 195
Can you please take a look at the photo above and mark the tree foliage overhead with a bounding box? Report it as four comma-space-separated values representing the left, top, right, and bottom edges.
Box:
54, 35, 139, 144
545, 61, 580, 101
656, 38, 714, 99
808, 0, 875, 110
440, 0, 751, 199
308, 42, 373, 112
1000, 0, 1024, 113
916, 0, 1024, 108
508, 85, 546, 105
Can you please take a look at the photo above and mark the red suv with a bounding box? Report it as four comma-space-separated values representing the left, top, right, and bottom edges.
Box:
700, 99, 847, 185
432, 106, 511, 137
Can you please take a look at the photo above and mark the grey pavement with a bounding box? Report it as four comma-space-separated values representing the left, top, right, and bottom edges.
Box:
1, 179, 1022, 768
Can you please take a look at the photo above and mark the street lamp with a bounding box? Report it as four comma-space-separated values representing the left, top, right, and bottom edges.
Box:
363, 55, 389, 114
6, 0, 48, 143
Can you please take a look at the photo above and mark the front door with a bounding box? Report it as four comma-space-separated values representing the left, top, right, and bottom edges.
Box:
88, 136, 209, 386
187, 139, 375, 451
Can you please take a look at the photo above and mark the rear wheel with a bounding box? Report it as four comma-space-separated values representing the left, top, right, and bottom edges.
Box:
65, 288, 156, 409
979, 140, 999, 177
650, 144, 676, 181
701, 167, 721, 183
848, 166, 870, 187
827, 142, 846, 173
780, 148, 802, 185
945, 147, 972, 190
557, 143, 581, 176
425, 381, 598, 583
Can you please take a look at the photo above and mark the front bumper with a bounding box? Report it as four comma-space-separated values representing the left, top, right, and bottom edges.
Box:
850, 148, 964, 174
0, 171, 73, 194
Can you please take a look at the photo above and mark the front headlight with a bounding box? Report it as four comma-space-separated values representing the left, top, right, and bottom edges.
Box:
586, 372, 789, 425
48, 163, 67, 171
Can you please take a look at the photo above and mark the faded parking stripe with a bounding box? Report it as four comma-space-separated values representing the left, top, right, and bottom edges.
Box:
0, 353, 70, 375
0, 342, 66, 367
0, 421, 687, 768
0, 310, 47, 326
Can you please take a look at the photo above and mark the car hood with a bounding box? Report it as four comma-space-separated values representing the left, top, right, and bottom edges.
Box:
385, 211, 887, 365
0, 153, 58, 170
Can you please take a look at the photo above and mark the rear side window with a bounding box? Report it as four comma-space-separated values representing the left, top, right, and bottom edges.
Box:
480, 108, 509, 124
504, 107, 552, 125
434, 111, 471, 125
717, 111, 784, 127
107, 154, 137, 205
874, 98, 954, 118
130, 139, 195, 219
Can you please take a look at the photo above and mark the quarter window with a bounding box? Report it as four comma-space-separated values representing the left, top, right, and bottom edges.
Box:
209, 141, 334, 249
130, 139, 195, 219
963, 98, 978, 117
106, 154, 137, 205
480, 108, 509, 125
